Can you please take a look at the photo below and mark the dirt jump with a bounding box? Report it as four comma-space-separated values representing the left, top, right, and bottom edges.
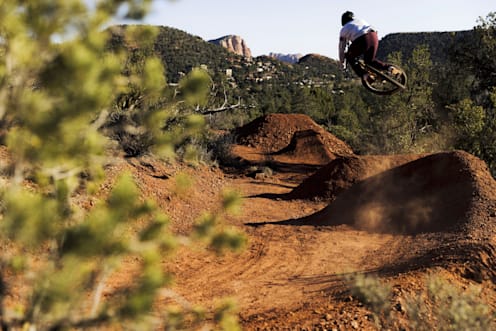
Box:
232, 113, 354, 168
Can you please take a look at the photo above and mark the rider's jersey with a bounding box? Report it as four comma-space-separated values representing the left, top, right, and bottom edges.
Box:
338, 18, 376, 63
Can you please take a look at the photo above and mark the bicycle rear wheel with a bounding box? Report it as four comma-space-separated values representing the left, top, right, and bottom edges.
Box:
361, 64, 407, 96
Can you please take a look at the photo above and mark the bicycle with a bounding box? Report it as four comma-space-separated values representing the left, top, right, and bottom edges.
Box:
352, 59, 407, 95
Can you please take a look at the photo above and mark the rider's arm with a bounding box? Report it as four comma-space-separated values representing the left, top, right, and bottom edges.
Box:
338, 37, 347, 67
338, 26, 351, 69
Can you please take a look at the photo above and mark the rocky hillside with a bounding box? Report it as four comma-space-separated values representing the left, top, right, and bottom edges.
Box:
377, 30, 474, 64
298, 53, 342, 77
107, 25, 345, 121
209, 35, 252, 58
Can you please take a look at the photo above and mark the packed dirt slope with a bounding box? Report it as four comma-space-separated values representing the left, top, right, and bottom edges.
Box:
232, 113, 354, 167
285, 154, 425, 201
281, 151, 496, 235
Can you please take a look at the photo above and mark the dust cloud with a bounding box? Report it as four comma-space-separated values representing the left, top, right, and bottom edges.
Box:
301, 151, 478, 235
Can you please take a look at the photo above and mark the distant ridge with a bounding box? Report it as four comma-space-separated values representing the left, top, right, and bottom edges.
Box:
268, 52, 303, 64
298, 53, 335, 63
377, 30, 474, 64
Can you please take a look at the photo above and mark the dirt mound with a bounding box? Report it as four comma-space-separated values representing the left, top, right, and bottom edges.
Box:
296, 150, 496, 235
270, 129, 344, 165
234, 113, 353, 156
287, 154, 424, 201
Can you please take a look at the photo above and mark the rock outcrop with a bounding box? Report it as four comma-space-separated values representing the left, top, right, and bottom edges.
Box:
209, 35, 252, 58
268, 52, 303, 64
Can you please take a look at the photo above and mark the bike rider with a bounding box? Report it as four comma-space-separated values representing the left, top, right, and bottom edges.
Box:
338, 11, 397, 83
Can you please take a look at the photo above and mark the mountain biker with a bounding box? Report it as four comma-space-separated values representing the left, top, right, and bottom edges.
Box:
338, 11, 394, 82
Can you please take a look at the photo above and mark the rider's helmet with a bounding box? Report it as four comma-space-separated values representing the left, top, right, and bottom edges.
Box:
341, 11, 354, 26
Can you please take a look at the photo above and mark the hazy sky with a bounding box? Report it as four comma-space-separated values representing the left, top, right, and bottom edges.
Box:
139, 0, 494, 60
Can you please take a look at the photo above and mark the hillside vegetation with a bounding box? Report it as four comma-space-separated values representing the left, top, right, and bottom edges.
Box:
377, 30, 474, 64
109, 21, 496, 176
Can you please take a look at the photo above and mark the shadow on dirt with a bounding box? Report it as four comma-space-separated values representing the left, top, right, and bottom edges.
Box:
288, 241, 496, 297
247, 151, 489, 236
224, 160, 322, 176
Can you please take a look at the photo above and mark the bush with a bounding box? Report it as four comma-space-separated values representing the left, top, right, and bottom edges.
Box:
0, 1, 243, 329
348, 272, 495, 330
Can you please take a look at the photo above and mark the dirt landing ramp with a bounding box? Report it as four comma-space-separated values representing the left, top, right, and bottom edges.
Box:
286, 154, 424, 201
270, 129, 346, 165
296, 150, 496, 235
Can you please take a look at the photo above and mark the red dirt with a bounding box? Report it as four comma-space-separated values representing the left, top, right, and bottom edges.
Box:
106, 115, 496, 330
292, 150, 496, 235
3, 113, 496, 330
169, 114, 496, 329
286, 154, 425, 201
233, 113, 353, 166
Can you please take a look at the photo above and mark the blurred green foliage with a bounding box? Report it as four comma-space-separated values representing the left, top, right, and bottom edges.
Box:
349, 272, 495, 330
0, 1, 243, 329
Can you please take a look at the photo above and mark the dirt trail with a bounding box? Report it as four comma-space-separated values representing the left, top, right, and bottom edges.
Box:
172, 182, 390, 301
163, 164, 465, 330
167, 174, 422, 329
97, 114, 496, 329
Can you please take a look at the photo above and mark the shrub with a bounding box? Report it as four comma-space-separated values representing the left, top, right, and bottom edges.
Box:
348, 272, 495, 330
0, 1, 243, 329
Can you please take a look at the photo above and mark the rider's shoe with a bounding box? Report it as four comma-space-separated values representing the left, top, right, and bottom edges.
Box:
388, 66, 400, 76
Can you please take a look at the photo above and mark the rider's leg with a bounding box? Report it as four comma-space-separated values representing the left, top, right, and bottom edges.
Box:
362, 32, 389, 71
345, 38, 368, 77
346, 57, 366, 78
